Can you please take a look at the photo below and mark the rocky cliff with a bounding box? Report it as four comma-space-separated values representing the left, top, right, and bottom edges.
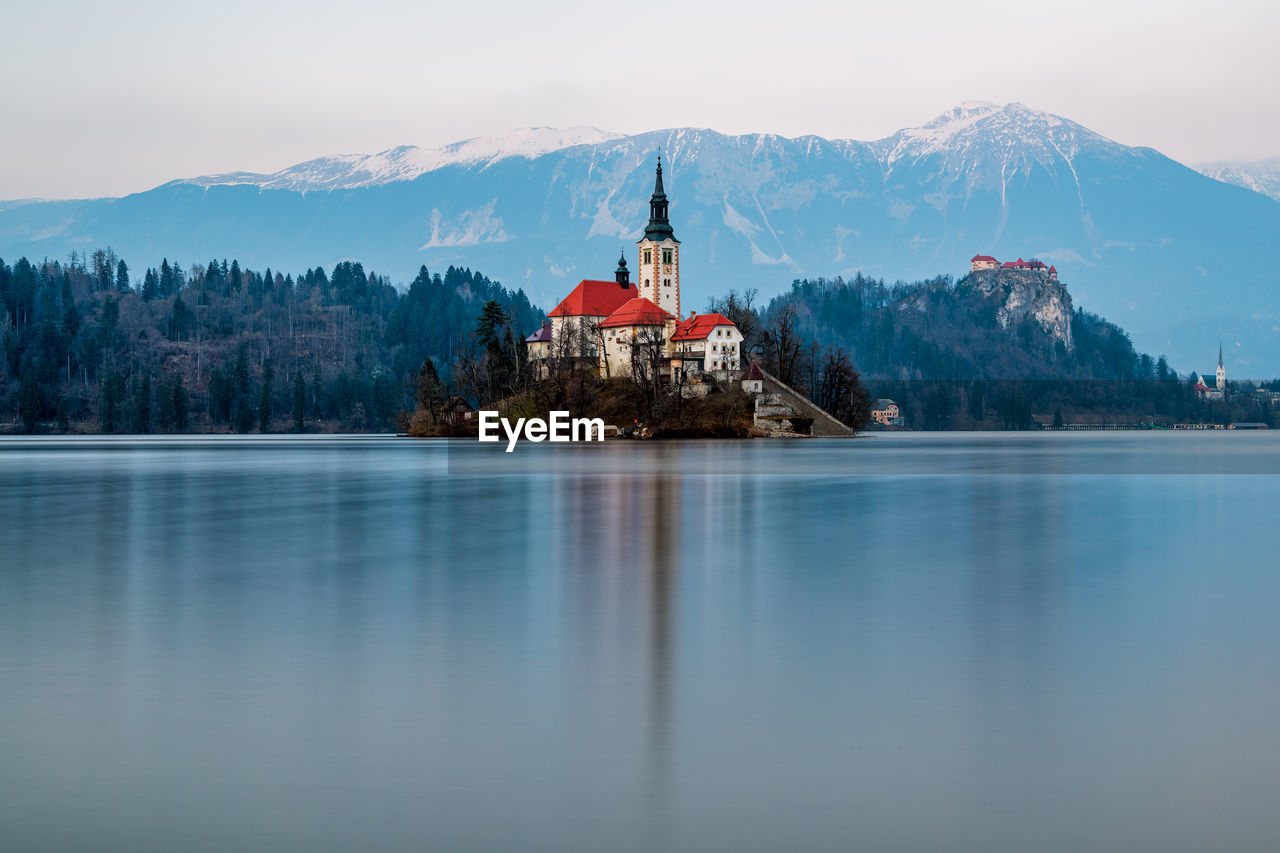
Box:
960, 268, 1074, 350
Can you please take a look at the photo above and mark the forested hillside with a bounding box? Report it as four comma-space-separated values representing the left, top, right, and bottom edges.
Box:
768, 271, 1140, 381
736, 272, 1275, 429
3, 249, 1271, 433
0, 250, 541, 433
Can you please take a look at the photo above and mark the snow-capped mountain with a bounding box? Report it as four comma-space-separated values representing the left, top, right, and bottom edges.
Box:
183, 126, 624, 191
870, 100, 1116, 183
2, 104, 1278, 372
1197, 158, 1280, 203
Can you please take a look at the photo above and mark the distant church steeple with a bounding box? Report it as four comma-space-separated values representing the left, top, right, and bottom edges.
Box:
637, 154, 682, 318
1217, 341, 1226, 388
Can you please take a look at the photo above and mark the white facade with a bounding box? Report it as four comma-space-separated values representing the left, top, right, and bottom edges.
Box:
638, 238, 680, 319
601, 321, 670, 378
675, 323, 742, 372
549, 314, 603, 360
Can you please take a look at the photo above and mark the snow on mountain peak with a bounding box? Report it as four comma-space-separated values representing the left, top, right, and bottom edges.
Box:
1196, 158, 1280, 202
869, 101, 1117, 190
177, 105, 1131, 197
185, 126, 624, 191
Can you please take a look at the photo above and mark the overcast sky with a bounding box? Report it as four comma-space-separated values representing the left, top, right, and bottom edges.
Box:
2, 0, 1277, 199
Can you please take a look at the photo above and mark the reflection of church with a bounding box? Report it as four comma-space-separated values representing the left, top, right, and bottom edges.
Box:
529, 158, 744, 380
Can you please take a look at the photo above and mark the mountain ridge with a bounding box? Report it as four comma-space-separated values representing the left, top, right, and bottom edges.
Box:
1196, 158, 1280, 202
2, 103, 1278, 373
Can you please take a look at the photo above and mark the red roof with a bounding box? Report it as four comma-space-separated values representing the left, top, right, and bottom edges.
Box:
743, 361, 765, 381
671, 312, 736, 341
548, 279, 638, 318
1048, 265, 1057, 273
971, 254, 998, 263
599, 297, 672, 328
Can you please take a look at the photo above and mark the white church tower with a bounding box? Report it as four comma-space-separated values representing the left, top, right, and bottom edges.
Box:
637, 156, 681, 319
1217, 342, 1226, 389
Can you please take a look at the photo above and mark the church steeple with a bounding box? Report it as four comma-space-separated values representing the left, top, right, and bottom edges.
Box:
1218, 342, 1224, 368
643, 156, 677, 243
637, 152, 682, 319
615, 251, 630, 286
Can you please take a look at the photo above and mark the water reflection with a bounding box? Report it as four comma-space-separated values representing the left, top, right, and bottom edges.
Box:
1, 435, 1279, 851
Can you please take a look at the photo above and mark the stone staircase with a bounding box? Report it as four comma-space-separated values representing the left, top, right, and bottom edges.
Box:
751, 366, 855, 437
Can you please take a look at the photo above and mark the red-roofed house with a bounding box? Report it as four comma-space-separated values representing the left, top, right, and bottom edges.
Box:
993, 257, 1054, 275
547, 279, 638, 320
970, 254, 998, 272
544, 254, 639, 362
599, 297, 674, 378
670, 311, 743, 373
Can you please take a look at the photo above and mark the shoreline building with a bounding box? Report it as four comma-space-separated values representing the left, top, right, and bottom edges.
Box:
871, 399, 904, 427
1193, 344, 1227, 399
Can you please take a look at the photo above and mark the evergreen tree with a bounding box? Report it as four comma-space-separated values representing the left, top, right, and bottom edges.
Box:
142, 268, 159, 301
475, 300, 506, 349
292, 371, 306, 432
258, 359, 274, 432
19, 366, 42, 433
208, 367, 232, 424
159, 258, 175, 298
116, 259, 130, 292
100, 369, 126, 432
415, 359, 442, 412
168, 294, 193, 341
133, 372, 152, 433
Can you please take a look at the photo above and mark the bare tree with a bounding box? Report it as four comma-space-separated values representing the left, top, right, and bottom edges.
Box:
707, 288, 760, 352
761, 302, 804, 385
627, 324, 668, 408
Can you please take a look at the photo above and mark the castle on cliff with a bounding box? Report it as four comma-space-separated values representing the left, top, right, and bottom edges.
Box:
970, 254, 1058, 279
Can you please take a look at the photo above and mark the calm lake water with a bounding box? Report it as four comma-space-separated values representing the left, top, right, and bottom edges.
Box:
2, 433, 1279, 851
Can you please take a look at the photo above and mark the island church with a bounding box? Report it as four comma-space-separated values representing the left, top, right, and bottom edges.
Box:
527, 158, 743, 381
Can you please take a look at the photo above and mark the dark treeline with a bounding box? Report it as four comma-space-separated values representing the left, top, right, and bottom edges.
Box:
0, 249, 542, 433
710, 273, 1276, 429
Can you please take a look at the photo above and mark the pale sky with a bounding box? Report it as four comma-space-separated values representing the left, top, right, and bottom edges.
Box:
2, 0, 1277, 199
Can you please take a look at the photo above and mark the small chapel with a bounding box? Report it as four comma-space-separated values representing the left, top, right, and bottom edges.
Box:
528, 158, 743, 382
